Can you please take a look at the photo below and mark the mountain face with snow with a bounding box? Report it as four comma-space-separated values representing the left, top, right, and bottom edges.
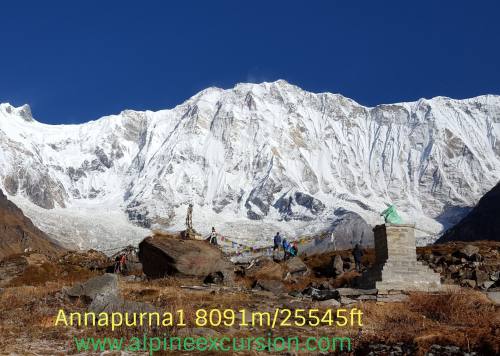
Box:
0, 80, 499, 250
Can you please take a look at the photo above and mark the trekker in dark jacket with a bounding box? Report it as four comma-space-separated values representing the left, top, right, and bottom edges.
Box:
113, 255, 121, 273
273, 232, 282, 251
352, 244, 363, 272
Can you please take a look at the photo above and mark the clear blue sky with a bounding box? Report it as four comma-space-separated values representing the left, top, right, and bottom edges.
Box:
1, 0, 499, 124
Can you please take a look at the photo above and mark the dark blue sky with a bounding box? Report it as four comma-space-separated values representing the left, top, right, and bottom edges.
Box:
1, 0, 499, 124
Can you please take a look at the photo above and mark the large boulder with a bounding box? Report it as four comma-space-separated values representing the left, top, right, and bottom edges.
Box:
285, 257, 308, 275
301, 209, 374, 256
65, 273, 156, 314
138, 235, 234, 283
246, 256, 284, 280
90, 292, 156, 314
256, 279, 286, 295
65, 273, 118, 301
333, 255, 344, 276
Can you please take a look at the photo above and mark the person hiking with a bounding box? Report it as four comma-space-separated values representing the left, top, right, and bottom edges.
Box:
113, 255, 121, 273
290, 241, 298, 257
282, 239, 290, 260
120, 254, 127, 274
273, 232, 282, 251
208, 227, 218, 245
352, 244, 363, 272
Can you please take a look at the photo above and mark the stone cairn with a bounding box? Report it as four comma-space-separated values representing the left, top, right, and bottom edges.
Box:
360, 224, 442, 292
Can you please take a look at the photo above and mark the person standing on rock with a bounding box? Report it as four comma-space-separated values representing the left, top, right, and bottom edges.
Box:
282, 239, 290, 260
352, 244, 363, 272
208, 227, 218, 245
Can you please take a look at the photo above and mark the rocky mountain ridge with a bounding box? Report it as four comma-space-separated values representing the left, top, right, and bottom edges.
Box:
0, 188, 64, 259
437, 181, 500, 243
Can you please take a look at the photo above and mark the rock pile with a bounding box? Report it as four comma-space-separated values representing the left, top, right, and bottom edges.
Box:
418, 243, 500, 291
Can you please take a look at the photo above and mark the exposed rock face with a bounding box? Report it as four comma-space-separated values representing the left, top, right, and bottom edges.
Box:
301, 209, 374, 256
0, 188, 64, 260
274, 192, 326, 221
329, 209, 375, 247
138, 234, 234, 283
437, 181, 500, 243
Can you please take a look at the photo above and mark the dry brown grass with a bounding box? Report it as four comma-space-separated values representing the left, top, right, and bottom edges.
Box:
2, 283, 497, 355
408, 289, 495, 326
361, 289, 500, 355
7, 262, 98, 287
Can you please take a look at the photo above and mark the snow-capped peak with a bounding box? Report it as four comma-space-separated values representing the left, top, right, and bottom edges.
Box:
0, 81, 499, 250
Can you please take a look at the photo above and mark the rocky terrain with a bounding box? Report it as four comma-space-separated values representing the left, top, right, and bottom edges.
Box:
1, 81, 499, 249
0, 188, 64, 259
437, 181, 500, 243
1, 235, 498, 355
418, 242, 500, 292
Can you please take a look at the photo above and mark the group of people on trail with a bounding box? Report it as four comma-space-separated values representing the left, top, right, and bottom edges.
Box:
273, 232, 298, 260
205, 226, 362, 271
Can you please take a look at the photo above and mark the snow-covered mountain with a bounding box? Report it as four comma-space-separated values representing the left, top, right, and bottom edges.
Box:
1, 80, 499, 250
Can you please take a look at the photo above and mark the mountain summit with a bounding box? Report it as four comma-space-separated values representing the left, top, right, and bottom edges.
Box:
0, 81, 499, 249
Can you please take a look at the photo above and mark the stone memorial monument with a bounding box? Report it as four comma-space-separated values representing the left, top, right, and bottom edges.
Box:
360, 223, 442, 292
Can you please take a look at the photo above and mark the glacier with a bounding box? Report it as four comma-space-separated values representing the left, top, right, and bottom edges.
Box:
0, 80, 499, 250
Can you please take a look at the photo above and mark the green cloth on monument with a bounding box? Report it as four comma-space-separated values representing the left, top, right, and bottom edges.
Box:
381, 205, 403, 224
